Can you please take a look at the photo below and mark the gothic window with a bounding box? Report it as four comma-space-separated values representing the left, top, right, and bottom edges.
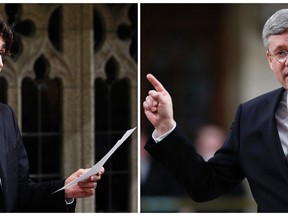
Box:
21, 55, 63, 182
48, 6, 62, 52
5, 4, 36, 59
93, 8, 104, 53
117, 4, 137, 63
95, 56, 131, 212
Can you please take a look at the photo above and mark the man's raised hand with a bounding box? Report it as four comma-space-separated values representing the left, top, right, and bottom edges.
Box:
143, 74, 175, 135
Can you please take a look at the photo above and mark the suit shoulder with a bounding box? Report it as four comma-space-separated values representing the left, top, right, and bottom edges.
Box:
0, 102, 14, 115
242, 88, 284, 108
0, 102, 10, 110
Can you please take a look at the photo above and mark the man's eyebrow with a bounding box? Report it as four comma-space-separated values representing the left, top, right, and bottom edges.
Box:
271, 44, 288, 51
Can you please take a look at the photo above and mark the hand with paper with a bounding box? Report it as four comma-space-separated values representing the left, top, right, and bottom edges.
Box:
53, 127, 136, 198
64, 167, 105, 198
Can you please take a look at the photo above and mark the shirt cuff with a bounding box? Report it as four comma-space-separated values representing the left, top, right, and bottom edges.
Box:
152, 123, 177, 143
65, 198, 75, 205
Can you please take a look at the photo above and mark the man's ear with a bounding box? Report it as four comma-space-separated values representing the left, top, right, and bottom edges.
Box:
266, 51, 274, 70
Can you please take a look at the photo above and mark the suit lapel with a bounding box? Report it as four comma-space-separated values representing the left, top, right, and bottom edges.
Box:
261, 88, 288, 184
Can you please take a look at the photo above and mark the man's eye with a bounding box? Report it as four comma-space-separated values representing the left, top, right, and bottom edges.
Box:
276, 50, 288, 58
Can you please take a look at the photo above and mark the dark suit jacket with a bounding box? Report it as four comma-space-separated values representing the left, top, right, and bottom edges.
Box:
145, 87, 288, 212
0, 103, 75, 212
141, 156, 187, 197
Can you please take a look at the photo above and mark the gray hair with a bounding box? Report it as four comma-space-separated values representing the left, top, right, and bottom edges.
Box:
262, 9, 288, 48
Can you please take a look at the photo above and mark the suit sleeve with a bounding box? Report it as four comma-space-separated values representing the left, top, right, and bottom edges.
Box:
8, 105, 76, 212
144, 105, 245, 202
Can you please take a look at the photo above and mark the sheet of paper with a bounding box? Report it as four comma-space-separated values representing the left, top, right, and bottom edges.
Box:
53, 127, 136, 194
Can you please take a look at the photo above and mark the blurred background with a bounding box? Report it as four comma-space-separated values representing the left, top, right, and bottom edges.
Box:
0, 3, 137, 213
141, 3, 288, 213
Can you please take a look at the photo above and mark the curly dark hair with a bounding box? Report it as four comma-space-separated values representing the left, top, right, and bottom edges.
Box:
0, 16, 13, 56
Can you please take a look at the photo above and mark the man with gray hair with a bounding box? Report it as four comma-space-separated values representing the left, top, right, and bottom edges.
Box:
143, 8, 288, 212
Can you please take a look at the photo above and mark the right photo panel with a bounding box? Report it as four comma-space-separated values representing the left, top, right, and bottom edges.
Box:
141, 3, 288, 213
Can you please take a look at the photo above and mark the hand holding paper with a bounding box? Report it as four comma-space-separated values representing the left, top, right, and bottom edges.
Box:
64, 167, 104, 198
53, 127, 136, 195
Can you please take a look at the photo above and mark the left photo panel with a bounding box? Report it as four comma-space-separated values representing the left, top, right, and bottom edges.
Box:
0, 3, 138, 213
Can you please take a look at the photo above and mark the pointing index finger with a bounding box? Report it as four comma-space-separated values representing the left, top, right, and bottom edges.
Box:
146, 74, 166, 93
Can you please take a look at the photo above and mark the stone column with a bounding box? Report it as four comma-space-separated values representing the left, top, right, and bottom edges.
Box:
62, 4, 95, 212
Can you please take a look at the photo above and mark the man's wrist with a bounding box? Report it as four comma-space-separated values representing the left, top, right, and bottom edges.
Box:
155, 119, 176, 136
153, 121, 176, 143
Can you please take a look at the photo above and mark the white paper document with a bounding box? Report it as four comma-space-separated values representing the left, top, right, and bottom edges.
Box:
53, 127, 136, 194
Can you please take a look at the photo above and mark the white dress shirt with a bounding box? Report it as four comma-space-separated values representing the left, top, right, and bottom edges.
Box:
152, 123, 176, 143
275, 90, 288, 158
